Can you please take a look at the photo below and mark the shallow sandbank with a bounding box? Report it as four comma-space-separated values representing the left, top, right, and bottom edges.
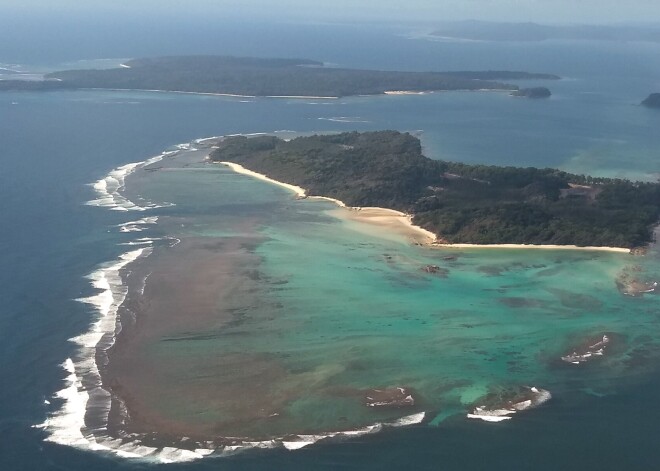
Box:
329, 207, 436, 245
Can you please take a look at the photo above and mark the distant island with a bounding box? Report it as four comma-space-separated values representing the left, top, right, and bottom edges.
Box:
430, 21, 660, 43
642, 93, 660, 108
510, 87, 551, 98
0, 55, 559, 98
210, 131, 659, 248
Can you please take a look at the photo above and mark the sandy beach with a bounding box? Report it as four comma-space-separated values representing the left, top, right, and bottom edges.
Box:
85, 88, 339, 100
330, 207, 436, 245
219, 161, 307, 197
218, 162, 435, 244
431, 243, 630, 253
218, 161, 631, 253
384, 90, 429, 95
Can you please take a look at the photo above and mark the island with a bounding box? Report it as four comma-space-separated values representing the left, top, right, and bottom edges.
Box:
210, 131, 660, 248
510, 87, 551, 98
642, 93, 660, 108
430, 21, 660, 43
0, 55, 559, 98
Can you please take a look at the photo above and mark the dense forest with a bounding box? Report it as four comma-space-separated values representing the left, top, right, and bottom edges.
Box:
0, 55, 557, 97
210, 131, 660, 248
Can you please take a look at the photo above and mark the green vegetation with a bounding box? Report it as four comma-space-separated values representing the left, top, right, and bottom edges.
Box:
642, 93, 660, 108
210, 131, 660, 248
0, 55, 557, 97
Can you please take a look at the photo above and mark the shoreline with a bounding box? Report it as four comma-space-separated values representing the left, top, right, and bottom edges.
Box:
77, 87, 512, 100
218, 161, 436, 245
83, 87, 339, 99
41, 138, 636, 463
43, 145, 429, 462
217, 161, 631, 253
431, 243, 630, 253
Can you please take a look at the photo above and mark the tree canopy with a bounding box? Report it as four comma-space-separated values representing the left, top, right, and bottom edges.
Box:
211, 131, 659, 248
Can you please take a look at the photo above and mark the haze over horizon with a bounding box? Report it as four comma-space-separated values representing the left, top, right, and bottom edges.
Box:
3, 0, 660, 25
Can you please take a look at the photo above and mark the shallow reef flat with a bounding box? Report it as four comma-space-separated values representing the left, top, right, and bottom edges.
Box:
79, 145, 659, 455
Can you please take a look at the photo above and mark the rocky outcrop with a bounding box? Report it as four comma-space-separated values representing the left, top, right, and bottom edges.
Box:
364, 387, 415, 408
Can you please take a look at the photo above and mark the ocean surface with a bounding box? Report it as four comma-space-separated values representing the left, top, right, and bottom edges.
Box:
1, 20, 660, 470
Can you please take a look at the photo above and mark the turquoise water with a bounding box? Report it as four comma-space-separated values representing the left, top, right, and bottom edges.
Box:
117, 150, 659, 443
2, 22, 660, 469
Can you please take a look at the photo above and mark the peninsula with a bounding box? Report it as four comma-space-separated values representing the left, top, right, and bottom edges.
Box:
210, 131, 660, 248
0, 55, 559, 98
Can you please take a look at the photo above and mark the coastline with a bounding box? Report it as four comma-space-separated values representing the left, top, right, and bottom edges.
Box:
217, 161, 436, 245
75, 87, 511, 100
41, 138, 640, 463
42, 145, 430, 462
384, 90, 429, 95
217, 161, 631, 253
330, 207, 437, 245
84, 87, 340, 100
431, 243, 631, 253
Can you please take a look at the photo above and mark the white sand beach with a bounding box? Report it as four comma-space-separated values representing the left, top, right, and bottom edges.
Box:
217, 161, 631, 253
431, 243, 630, 253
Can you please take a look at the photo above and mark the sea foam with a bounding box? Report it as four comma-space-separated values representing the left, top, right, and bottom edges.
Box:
117, 216, 158, 233
39, 136, 428, 462
86, 151, 179, 211
38, 243, 216, 463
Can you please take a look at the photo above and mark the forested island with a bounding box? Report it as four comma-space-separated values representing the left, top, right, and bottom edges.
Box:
0, 55, 559, 97
642, 93, 660, 108
210, 131, 660, 248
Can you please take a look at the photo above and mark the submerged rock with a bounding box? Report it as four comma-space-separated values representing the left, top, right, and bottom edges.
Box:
421, 265, 449, 276
617, 267, 658, 297
618, 279, 658, 297
498, 297, 544, 308
561, 334, 610, 365
467, 386, 551, 422
364, 387, 415, 408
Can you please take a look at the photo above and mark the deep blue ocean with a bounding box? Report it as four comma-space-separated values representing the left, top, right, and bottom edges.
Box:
1, 18, 660, 470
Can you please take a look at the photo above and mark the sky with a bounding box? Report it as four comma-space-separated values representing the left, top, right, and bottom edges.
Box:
3, 0, 660, 24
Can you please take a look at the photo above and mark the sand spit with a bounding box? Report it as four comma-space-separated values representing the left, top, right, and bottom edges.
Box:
332, 207, 436, 245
